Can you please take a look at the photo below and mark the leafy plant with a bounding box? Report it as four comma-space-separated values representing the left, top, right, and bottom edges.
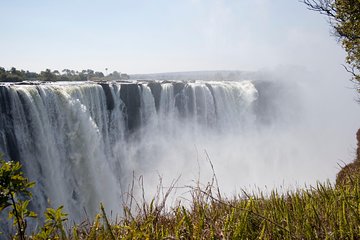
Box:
0, 156, 36, 240
34, 205, 68, 240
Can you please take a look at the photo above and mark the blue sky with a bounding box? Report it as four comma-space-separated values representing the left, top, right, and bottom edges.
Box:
0, 0, 347, 74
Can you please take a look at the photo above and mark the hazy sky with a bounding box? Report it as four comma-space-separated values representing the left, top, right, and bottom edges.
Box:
1, 0, 360, 192
0, 0, 348, 74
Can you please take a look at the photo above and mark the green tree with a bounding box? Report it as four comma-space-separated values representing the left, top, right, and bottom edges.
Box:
1, 67, 25, 82
24, 70, 39, 80
0, 67, 6, 81
107, 71, 121, 80
95, 71, 104, 78
62, 69, 71, 76
303, 0, 360, 90
40, 69, 57, 81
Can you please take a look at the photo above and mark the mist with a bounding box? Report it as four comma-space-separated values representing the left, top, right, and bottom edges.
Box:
117, 67, 360, 202
0, 0, 359, 227
0, 68, 358, 226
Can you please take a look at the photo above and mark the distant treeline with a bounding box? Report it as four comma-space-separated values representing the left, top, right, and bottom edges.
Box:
0, 67, 129, 82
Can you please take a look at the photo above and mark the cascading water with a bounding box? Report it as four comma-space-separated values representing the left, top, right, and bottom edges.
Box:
0, 79, 305, 226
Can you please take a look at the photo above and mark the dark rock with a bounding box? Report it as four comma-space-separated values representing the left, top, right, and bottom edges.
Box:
99, 83, 115, 111
120, 84, 141, 131
148, 82, 162, 112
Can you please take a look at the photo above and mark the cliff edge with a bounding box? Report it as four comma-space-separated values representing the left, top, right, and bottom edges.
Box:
336, 129, 360, 187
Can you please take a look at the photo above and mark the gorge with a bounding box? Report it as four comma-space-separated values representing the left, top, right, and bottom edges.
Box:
0, 74, 355, 224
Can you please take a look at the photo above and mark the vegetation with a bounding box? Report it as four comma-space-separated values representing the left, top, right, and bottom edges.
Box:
1, 3, 360, 237
0, 157, 68, 240
303, 0, 360, 90
336, 129, 360, 187
0, 156, 36, 240
1, 153, 360, 239
0, 67, 129, 82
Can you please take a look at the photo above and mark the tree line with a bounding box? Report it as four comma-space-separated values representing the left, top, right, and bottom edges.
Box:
0, 67, 130, 82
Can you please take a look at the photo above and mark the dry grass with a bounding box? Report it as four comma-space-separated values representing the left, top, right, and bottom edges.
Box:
58, 176, 360, 240
5, 128, 360, 239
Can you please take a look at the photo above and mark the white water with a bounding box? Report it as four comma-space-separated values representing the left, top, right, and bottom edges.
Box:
0, 77, 357, 224
1, 84, 122, 220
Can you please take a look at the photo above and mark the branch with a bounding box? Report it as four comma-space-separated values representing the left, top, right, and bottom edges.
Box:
301, 0, 337, 18
342, 64, 359, 79
10, 193, 25, 240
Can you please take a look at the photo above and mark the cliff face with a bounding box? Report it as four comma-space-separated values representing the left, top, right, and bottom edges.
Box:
357, 129, 360, 162
336, 129, 360, 187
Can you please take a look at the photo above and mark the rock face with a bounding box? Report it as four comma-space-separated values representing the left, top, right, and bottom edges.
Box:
336, 129, 360, 187
119, 83, 141, 131
357, 129, 360, 161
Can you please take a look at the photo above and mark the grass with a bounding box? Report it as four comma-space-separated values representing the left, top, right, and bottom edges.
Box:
41, 178, 359, 240
3, 132, 360, 239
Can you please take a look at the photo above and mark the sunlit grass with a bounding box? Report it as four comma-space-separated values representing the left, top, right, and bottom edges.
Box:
2, 155, 360, 239
63, 179, 360, 239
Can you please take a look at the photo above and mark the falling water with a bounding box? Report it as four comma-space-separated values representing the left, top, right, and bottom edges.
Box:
0, 77, 344, 226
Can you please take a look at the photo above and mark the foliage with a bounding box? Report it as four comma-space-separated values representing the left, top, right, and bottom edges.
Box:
2, 153, 360, 239
0, 67, 129, 82
40, 69, 57, 81
336, 128, 360, 187
34, 206, 68, 240
0, 67, 28, 82
0, 156, 70, 240
0, 156, 36, 240
303, 0, 360, 89
63, 180, 360, 239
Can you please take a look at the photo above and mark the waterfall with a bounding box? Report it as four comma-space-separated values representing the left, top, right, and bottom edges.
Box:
0, 79, 280, 223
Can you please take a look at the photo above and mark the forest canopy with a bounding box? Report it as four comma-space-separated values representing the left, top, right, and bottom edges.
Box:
0, 67, 129, 82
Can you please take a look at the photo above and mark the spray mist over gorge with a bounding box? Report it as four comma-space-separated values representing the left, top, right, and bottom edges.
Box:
0, 70, 358, 223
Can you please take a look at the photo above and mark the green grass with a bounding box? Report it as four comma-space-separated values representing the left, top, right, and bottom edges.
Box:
52, 180, 360, 240
3, 155, 360, 239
